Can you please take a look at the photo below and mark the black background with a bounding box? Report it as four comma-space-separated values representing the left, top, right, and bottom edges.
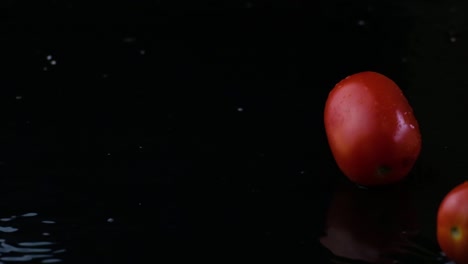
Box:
5, 0, 468, 263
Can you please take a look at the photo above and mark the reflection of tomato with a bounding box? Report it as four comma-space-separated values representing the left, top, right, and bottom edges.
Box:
324, 71, 421, 186
320, 183, 418, 263
437, 181, 468, 264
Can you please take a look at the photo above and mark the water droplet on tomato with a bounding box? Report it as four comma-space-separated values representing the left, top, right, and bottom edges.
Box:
409, 124, 415, 129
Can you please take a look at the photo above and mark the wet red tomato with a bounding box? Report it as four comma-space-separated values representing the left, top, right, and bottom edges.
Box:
437, 181, 468, 264
324, 71, 421, 186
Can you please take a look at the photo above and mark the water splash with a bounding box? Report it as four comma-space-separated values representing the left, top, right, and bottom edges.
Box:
0, 213, 65, 263
0, 216, 16, 222
18, 242, 54, 247
22, 213, 38, 218
0, 227, 18, 233
42, 259, 62, 263
357, 20, 366, 26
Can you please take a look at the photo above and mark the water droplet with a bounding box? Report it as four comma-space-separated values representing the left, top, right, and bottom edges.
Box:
41, 221, 55, 224
357, 20, 366, 26
123, 37, 136, 43
50, 60, 57, 65
139, 49, 146, 55
42, 259, 63, 263
16, 95, 22, 100
18, 242, 54, 247
107, 218, 114, 223
43, 66, 48, 71
42, 233, 50, 236
22, 212, 38, 217
409, 124, 415, 129
46, 55, 52, 61
138, 146, 143, 149
450, 37, 457, 43
2, 256, 33, 261
237, 107, 244, 112
106, 153, 111, 156
0, 226, 18, 233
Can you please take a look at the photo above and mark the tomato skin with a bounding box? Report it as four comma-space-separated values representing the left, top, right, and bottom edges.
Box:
324, 71, 421, 186
437, 182, 468, 264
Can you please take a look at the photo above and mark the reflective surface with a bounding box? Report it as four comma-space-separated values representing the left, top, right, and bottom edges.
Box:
0, 212, 65, 263
6, 0, 468, 263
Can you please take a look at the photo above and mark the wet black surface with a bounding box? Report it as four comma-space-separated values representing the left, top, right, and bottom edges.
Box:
5, 0, 468, 263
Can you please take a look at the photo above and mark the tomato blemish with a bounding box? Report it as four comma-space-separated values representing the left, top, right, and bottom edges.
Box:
401, 157, 414, 168
451, 226, 462, 241
376, 166, 391, 177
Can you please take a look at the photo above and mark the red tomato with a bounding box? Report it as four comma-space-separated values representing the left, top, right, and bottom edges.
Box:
437, 181, 468, 264
324, 71, 421, 186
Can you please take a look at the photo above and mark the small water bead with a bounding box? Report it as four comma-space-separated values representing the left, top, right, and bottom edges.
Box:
42, 259, 63, 263
0, 227, 18, 233
22, 212, 38, 217
19, 242, 54, 247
